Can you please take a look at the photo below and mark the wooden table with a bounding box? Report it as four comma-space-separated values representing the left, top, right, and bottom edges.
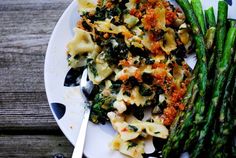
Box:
0, 0, 74, 157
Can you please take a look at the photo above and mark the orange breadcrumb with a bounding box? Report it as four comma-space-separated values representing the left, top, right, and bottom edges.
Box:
166, 11, 177, 26
134, 69, 142, 81
163, 106, 177, 126
142, 9, 158, 31
119, 59, 131, 67
119, 74, 129, 81
152, 62, 166, 69
150, 42, 164, 55
130, 8, 142, 19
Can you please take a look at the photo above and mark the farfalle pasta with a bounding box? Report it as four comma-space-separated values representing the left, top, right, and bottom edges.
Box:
67, 0, 193, 157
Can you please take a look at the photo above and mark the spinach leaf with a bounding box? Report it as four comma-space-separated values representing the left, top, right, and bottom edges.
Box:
142, 73, 154, 85
128, 125, 138, 132
102, 37, 129, 65
139, 85, 153, 96
111, 80, 122, 94
127, 141, 138, 150
88, 60, 98, 76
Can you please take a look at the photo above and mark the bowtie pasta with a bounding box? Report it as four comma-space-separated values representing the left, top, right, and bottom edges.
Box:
67, 0, 193, 157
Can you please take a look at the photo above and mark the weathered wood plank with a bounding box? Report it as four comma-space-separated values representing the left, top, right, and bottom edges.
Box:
0, 92, 58, 130
0, 135, 73, 158
0, 1, 74, 157
0, 0, 71, 92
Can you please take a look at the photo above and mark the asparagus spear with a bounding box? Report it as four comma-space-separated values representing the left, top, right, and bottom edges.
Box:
163, 67, 199, 156
162, 0, 207, 156
231, 79, 236, 158
230, 20, 236, 28
195, 0, 228, 124
214, 0, 228, 73
183, 2, 228, 150
205, 27, 216, 50
169, 66, 198, 134
207, 1, 227, 75
210, 53, 236, 155
191, 0, 207, 34
191, 26, 236, 158
205, 7, 216, 28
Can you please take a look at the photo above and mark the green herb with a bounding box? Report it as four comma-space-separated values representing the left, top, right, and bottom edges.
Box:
139, 85, 153, 96
88, 61, 98, 77
102, 37, 129, 65
111, 80, 122, 94
127, 141, 138, 150
82, 20, 92, 32
142, 73, 153, 85
145, 58, 155, 65
90, 94, 114, 124
123, 91, 131, 97
128, 125, 138, 132
125, 76, 139, 88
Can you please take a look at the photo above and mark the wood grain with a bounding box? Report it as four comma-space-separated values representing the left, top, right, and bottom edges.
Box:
0, 0, 70, 92
0, 0, 74, 157
0, 92, 58, 131
0, 135, 73, 158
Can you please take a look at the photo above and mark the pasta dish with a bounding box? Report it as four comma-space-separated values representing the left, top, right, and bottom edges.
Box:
66, 0, 192, 157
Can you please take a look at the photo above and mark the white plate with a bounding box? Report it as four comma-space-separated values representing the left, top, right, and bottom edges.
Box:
44, 1, 236, 158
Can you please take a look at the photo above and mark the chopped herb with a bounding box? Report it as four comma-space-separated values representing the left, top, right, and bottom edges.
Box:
125, 77, 139, 88
142, 73, 153, 85
82, 20, 92, 32
158, 101, 167, 110
139, 85, 153, 96
146, 119, 154, 123
88, 61, 98, 76
125, 104, 144, 120
102, 37, 129, 65
130, 45, 149, 58
145, 58, 155, 65
155, 86, 165, 95
128, 125, 138, 132
74, 54, 80, 59
90, 94, 114, 124
127, 141, 138, 150
134, 60, 139, 64
123, 91, 131, 97
111, 80, 122, 93
154, 131, 160, 134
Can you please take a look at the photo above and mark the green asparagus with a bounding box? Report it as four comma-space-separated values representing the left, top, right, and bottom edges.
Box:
210, 51, 236, 156
191, 0, 207, 34
195, 0, 228, 124
205, 7, 216, 28
205, 27, 216, 50
214, 1, 228, 73
162, 0, 207, 157
191, 27, 236, 158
